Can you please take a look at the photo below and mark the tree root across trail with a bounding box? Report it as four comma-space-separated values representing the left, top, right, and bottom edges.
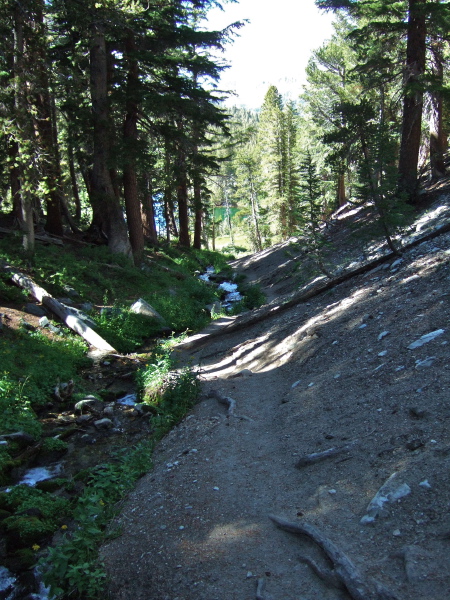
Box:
269, 515, 398, 600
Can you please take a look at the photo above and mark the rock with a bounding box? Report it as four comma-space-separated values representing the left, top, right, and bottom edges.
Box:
390, 258, 403, 270
25, 303, 47, 317
39, 316, 50, 327
0, 431, 35, 446
378, 331, 390, 341
74, 396, 104, 415
76, 414, 93, 425
94, 418, 114, 430
102, 405, 115, 418
408, 329, 445, 349
415, 356, 436, 368
360, 472, 411, 525
130, 299, 164, 321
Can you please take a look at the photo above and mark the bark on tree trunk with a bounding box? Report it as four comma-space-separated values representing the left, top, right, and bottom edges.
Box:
89, 23, 132, 258
142, 174, 158, 245
123, 31, 144, 264
398, 0, 426, 201
176, 121, 190, 248
13, 5, 34, 254
429, 40, 446, 180
67, 142, 82, 222
193, 180, 203, 250
33, 1, 63, 236
337, 172, 346, 207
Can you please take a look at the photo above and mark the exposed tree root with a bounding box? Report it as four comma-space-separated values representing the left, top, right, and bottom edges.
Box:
269, 514, 398, 600
208, 390, 253, 422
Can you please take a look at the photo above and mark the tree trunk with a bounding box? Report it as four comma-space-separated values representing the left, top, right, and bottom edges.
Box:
397, 0, 427, 201
89, 23, 132, 258
67, 142, 82, 221
429, 40, 446, 180
13, 4, 34, 254
176, 121, 190, 248
193, 180, 203, 250
142, 174, 158, 245
8, 138, 22, 225
337, 171, 346, 207
123, 31, 144, 264
33, 1, 64, 236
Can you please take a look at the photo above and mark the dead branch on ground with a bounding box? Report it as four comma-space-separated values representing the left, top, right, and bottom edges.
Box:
269, 514, 398, 600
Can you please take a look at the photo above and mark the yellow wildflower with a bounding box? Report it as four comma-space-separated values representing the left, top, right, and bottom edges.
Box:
61, 524, 68, 530
32, 544, 40, 551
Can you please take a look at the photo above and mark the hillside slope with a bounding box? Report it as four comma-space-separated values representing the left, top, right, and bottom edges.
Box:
101, 197, 450, 600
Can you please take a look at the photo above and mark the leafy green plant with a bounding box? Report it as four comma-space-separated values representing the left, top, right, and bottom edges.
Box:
95, 308, 161, 353
0, 374, 42, 438
41, 438, 68, 453
40, 441, 154, 599
1, 485, 70, 545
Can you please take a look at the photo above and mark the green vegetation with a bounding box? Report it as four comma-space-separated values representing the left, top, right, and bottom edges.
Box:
0, 235, 264, 598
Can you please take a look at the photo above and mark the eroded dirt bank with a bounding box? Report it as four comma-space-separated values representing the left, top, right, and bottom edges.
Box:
101, 202, 450, 600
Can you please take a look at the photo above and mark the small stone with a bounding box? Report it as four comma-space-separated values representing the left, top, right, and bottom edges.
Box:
25, 303, 47, 317
39, 316, 50, 327
76, 414, 92, 425
308, 382, 315, 387
419, 479, 432, 489
334, 373, 341, 379
291, 380, 301, 388
179, 526, 185, 530
390, 258, 403, 269
93, 418, 113, 430
328, 489, 337, 495
408, 329, 445, 350
213, 486, 219, 491
359, 324, 367, 329
246, 571, 253, 579
378, 331, 390, 341
378, 350, 388, 357
74, 396, 104, 415
395, 366, 405, 372
393, 529, 401, 537
415, 356, 436, 369
332, 340, 338, 345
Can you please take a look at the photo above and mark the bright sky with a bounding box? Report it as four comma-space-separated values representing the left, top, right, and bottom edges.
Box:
204, 0, 335, 109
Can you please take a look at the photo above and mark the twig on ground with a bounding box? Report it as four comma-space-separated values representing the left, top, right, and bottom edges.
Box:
295, 440, 358, 468
269, 514, 398, 600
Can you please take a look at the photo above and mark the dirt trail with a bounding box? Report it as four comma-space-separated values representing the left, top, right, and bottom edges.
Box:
101, 203, 450, 600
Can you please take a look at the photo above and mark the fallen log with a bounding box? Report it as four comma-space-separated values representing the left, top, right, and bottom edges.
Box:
269, 515, 397, 600
179, 220, 450, 351
4, 267, 116, 352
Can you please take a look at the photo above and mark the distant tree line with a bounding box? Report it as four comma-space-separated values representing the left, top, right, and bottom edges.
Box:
210, 0, 450, 253
0, 0, 241, 262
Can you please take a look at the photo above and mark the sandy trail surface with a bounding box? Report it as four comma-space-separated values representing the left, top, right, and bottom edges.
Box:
101, 207, 450, 600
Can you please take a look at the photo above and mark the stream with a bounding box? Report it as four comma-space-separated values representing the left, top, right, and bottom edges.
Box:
1, 266, 240, 599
